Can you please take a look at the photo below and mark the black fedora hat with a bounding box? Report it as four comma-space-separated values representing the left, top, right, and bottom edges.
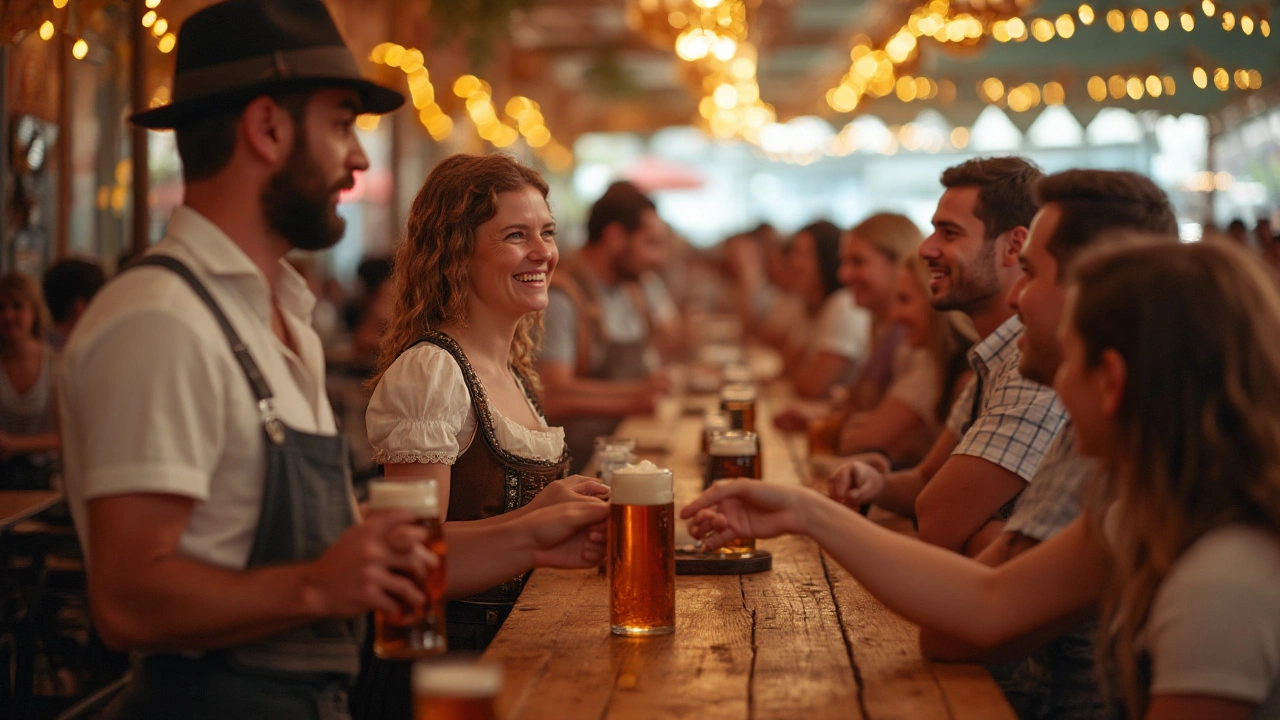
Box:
131, 0, 403, 129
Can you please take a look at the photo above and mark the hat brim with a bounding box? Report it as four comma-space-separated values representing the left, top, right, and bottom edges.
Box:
130, 77, 404, 129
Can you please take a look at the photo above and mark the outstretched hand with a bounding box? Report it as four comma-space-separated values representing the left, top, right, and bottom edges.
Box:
680, 481, 818, 551
525, 475, 610, 514
526, 501, 610, 569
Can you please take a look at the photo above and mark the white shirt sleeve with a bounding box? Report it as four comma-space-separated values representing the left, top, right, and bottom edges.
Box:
366, 344, 474, 465
887, 345, 941, 423
1147, 526, 1280, 705
811, 289, 871, 362
59, 309, 230, 502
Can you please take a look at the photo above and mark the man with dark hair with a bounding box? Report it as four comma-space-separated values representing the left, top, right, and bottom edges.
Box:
829, 156, 1066, 557
538, 181, 673, 473
57, 2, 423, 715
921, 169, 1178, 720
41, 258, 105, 348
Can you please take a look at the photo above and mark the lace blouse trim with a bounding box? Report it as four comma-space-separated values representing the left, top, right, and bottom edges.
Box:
372, 449, 457, 466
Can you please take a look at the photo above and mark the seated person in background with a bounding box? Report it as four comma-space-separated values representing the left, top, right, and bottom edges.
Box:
784, 220, 871, 399
686, 240, 1280, 720
828, 157, 1065, 557
0, 273, 60, 489
41, 258, 105, 350
837, 254, 976, 468
537, 181, 672, 474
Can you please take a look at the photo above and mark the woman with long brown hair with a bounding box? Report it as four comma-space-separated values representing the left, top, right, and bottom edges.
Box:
684, 239, 1280, 719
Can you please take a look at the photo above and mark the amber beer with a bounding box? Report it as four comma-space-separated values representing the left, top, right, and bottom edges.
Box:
608, 462, 676, 636
704, 431, 761, 554
720, 383, 757, 434
413, 661, 502, 720
367, 480, 448, 659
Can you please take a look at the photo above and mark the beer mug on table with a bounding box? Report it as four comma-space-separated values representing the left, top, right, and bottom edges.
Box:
720, 383, 757, 434
366, 480, 448, 659
608, 461, 676, 636
413, 660, 501, 720
701, 410, 730, 457
704, 430, 761, 554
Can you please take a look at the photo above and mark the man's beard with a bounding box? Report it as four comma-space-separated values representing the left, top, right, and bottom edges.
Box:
261, 132, 351, 252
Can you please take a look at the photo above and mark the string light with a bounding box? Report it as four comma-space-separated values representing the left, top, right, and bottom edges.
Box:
1078, 3, 1095, 24
52, 0, 68, 8
145, 0, 162, 7
152, 18, 168, 36
1221, 10, 1235, 30
1202, 0, 1216, 16
38, 20, 54, 40
1181, 11, 1195, 30
71, 38, 87, 59
157, 32, 176, 53
1107, 9, 1125, 31
1131, 8, 1149, 30
142, 11, 156, 27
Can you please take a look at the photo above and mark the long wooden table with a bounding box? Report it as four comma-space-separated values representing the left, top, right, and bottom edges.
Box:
0, 490, 63, 533
483, 386, 1014, 719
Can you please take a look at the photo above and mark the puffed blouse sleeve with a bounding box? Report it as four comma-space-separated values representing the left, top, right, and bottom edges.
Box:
367, 344, 472, 465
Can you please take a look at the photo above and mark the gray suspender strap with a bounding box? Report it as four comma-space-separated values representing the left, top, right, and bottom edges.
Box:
129, 255, 287, 445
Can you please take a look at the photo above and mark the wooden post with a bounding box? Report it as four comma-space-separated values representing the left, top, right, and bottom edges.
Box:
130, 0, 150, 255
55, 14, 71, 259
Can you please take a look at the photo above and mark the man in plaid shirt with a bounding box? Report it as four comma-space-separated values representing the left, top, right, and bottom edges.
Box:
829, 157, 1064, 556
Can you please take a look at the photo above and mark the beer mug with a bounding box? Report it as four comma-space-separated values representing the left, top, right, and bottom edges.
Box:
366, 480, 448, 659
701, 411, 730, 457
608, 461, 676, 636
413, 660, 502, 720
720, 383, 757, 434
705, 431, 761, 554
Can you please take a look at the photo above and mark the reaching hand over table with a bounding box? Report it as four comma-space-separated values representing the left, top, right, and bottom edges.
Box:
681, 481, 827, 550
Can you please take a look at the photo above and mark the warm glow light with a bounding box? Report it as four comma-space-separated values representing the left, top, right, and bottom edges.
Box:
1181, 11, 1195, 30
1056, 14, 1076, 37
1241, 15, 1254, 33
951, 127, 970, 148
1262, 19, 1271, 36
1153, 10, 1169, 29
157, 32, 176, 53
1106, 9, 1125, 31
1006, 17, 1027, 39
152, 18, 168, 36
1146, 75, 1163, 97
1043, 81, 1066, 105
53, 0, 68, 7
896, 76, 918, 102
72, 38, 87, 59
400, 49, 424, 74
1248, 69, 1262, 89
982, 77, 1005, 101
142, 10, 156, 27
355, 115, 380, 131
1131, 9, 1148, 31
1109, 74, 1126, 99
1087, 76, 1107, 100
453, 75, 481, 97
145, 0, 161, 7
1202, 0, 1215, 16
1078, 4, 1095, 24
1031, 18, 1055, 41
712, 83, 738, 109
1163, 76, 1176, 95
828, 85, 858, 112
1221, 11, 1235, 30
1126, 76, 1144, 99
38, 20, 54, 40
992, 20, 1012, 41
1193, 67, 1208, 88
384, 44, 406, 68
1214, 67, 1229, 90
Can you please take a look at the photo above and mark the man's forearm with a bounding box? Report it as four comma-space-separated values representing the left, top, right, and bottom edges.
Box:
443, 515, 539, 599
875, 469, 927, 517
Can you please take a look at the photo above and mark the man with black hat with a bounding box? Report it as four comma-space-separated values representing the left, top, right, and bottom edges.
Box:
57, 1, 607, 717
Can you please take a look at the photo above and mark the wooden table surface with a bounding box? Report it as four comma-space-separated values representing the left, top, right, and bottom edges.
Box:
0, 490, 63, 532
484, 385, 1014, 720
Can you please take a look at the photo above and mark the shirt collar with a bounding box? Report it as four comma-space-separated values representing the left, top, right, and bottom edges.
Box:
162, 206, 316, 321
968, 314, 1023, 376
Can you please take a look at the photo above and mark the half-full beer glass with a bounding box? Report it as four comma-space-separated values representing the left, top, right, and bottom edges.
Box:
720, 383, 757, 434
704, 430, 761, 554
608, 461, 676, 636
413, 660, 501, 720
367, 480, 448, 659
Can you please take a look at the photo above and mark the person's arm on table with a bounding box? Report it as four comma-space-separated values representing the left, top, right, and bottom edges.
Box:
87, 493, 431, 651
384, 463, 608, 524
915, 455, 1026, 556
442, 501, 609, 599
683, 482, 1106, 649
828, 428, 958, 518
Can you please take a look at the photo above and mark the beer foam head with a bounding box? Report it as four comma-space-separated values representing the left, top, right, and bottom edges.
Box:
721, 383, 756, 402
709, 430, 758, 456
610, 461, 674, 505
366, 480, 440, 518
413, 660, 502, 698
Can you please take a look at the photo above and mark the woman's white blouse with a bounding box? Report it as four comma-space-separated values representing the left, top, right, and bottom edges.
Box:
367, 344, 565, 465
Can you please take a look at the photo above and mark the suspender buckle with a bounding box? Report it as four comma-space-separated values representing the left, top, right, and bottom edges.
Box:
258, 399, 287, 446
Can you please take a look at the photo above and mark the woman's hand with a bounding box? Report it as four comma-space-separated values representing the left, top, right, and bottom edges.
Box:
524, 475, 610, 515
827, 455, 889, 508
524, 502, 610, 569
680, 481, 818, 550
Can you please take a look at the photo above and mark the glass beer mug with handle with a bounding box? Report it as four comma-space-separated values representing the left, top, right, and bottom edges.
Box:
366, 479, 448, 659
608, 461, 676, 636
704, 430, 761, 554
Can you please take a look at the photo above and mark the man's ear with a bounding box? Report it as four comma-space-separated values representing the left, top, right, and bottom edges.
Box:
239, 96, 295, 167
1001, 226, 1029, 268
1098, 348, 1127, 417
